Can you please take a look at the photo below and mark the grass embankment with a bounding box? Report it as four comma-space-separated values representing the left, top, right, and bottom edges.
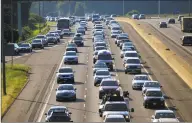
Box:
1, 64, 30, 116
47, 21, 57, 26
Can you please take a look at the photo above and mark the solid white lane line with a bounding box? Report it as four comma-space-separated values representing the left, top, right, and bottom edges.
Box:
37, 56, 64, 122
84, 95, 87, 99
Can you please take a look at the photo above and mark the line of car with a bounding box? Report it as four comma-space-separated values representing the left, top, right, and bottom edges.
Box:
43, 14, 180, 122
44, 19, 88, 122
91, 17, 180, 122
8, 29, 71, 56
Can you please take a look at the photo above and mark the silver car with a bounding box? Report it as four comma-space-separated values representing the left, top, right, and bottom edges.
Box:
94, 70, 111, 86
132, 75, 150, 90
63, 51, 78, 64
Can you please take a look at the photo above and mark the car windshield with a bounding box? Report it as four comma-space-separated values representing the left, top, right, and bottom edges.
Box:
96, 47, 106, 50
126, 59, 140, 64
105, 104, 128, 111
67, 44, 76, 47
36, 36, 45, 38
95, 43, 106, 47
74, 37, 83, 40
113, 32, 120, 34
96, 71, 110, 76
98, 54, 112, 60
94, 63, 107, 68
105, 118, 126, 122
47, 34, 55, 37
101, 81, 118, 86
155, 113, 176, 119
112, 27, 120, 30
19, 44, 30, 47
134, 76, 148, 80
118, 37, 128, 40
125, 53, 138, 57
122, 48, 132, 51
123, 43, 133, 46
144, 82, 160, 87
48, 108, 66, 115
146, 91, 162, 97
58, 85, 74, 90
33, 40, 41, 43
59, 68, 73, 73
95, 27, 103, 29
65, 52, 76, 56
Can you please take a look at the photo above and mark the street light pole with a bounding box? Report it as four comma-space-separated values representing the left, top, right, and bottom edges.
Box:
123, 0, 125, 16
2, 1, 7, 95
189, 0, 191, 16
158, 0, 161, 18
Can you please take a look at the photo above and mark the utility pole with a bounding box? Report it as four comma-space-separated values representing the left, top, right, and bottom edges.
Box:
123, 0, 125, 16
39, 1, 41, 33
158, 0, 161, 18
69, 0, 71, 16
11, 0, 13, 66
2, 1, 7, 95
189, 0, 191, 16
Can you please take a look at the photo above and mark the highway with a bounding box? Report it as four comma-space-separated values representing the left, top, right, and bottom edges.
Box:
2, 21, 192, 122
138, 18, 192, 66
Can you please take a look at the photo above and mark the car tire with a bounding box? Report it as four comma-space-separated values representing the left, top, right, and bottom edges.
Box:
99, 113, 102, 117
94, 83, 97, 86
42, 46, 44, 49
144, 103, 148, 108
99, 94, 102, 99
125, 71, 127, 74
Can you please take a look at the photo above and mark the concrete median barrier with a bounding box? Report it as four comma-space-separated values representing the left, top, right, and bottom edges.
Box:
116, 17, 192, 89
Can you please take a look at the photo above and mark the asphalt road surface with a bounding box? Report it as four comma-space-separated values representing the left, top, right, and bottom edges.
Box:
2, 21, 192, 122
132, 19, 192, 68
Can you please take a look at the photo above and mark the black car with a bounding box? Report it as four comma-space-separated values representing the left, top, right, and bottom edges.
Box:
31, 39, 44, 49
45, 110, 72, 122
66, 47, 78, 53
73, 36, 84, 46
18, 43, 32, 53
168, 18, 175, 24
181, 36, 192, 46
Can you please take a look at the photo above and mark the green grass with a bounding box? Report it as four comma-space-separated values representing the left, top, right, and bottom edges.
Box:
1, 64, 30, 115
47, 21, 57, 26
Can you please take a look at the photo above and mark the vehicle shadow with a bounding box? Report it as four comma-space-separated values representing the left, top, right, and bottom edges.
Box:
77, 63, 87, 66
115, 68, 125, 73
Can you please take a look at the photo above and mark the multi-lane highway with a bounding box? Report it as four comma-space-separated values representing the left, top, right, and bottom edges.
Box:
2, 20, 192, 122
139, 18, 192, 65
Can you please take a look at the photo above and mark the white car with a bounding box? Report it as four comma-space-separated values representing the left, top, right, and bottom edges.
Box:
123, 51, 139, 64
151, 110, 179, 122
132, 75, 150, 90
103, 114, 126, 122
120, 47, 134, 58
142, 81, 162, 94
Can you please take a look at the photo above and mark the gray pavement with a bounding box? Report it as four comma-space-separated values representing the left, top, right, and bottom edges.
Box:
2, 21, 192, 122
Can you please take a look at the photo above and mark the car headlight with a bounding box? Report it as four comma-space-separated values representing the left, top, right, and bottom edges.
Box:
116, 87, 120, 91
125, 116, 129, 119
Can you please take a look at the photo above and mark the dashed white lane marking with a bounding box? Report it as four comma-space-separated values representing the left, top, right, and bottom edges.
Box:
84, 115, 86, 119
84, 95, 87, 99
84, 104, 86, 107
85, 88, 87, 91
85, 81, 87, 83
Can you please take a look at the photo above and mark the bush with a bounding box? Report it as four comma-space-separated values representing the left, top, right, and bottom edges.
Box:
28, 13, 45, 23
22, 26, 32, 40
126, 10, 140, 17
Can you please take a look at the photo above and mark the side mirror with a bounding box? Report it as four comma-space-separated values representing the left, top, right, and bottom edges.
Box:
44, 113, 47, 115
73, 71, 76, 73
74, 88, 77, 90
160, 85, 162, 88
130, 108, 134, 112
123, 91, 129, 97
69, 112, 72, 114
55, 89, 57, 91
113, 58, 115, 60
56, 71, 58, 73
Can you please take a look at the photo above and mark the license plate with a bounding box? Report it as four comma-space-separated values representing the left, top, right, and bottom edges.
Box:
153, 103, 157, 105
